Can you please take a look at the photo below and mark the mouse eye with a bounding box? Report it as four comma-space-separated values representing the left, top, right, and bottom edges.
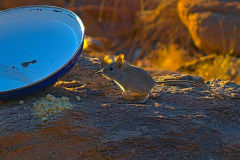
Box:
109, 67, 113, 71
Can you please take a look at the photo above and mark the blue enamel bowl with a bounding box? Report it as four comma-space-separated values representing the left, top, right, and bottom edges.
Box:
0, 5, 85, 101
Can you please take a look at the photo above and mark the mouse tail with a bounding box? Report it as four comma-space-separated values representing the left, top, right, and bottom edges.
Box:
155, 80, 224, 100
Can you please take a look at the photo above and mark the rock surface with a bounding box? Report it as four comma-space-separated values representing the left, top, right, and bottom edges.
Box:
178, 0, 240, 55
1, 55, 240, 159
0, 0, 140, 42
178, 54, 240, 82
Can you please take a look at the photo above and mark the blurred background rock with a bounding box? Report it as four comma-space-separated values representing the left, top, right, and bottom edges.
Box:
1, 0, 240, 83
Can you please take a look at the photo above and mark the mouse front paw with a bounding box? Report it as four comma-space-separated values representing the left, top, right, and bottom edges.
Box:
140, 94, 150, 104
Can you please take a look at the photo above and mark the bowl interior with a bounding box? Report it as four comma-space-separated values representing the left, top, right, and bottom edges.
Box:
0, 6, 84, 92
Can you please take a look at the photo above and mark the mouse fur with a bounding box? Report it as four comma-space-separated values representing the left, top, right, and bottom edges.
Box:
96, 54, 223, 101
96, 54, 155, 95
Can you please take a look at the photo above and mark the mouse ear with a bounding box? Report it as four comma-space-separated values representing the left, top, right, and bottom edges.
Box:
117, 54, 125, 69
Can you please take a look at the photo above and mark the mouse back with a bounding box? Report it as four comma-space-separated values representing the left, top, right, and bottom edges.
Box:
121, 64, 155, 93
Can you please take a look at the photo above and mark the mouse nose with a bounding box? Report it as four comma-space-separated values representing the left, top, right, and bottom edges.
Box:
95, 69, 103, 74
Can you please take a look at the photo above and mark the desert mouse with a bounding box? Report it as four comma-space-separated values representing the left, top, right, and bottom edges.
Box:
96, 54, 223, 103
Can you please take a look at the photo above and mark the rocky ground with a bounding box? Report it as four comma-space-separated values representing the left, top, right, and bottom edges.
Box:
1, 1, 240, 159
1, 55, 240, 160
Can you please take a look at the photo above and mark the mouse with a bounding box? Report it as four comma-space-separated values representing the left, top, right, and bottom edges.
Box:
96, 54, 223, 103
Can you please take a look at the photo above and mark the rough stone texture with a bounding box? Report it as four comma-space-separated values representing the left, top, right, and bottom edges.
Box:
178, 0, 240, 55
0, 0, 66, 9
1, 55, 240, 159
0, 0, 140, 42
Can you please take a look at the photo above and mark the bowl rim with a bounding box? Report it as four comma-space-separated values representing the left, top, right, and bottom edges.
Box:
0, 5, 85, 95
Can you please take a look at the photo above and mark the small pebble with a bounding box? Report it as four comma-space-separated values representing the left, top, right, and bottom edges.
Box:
154, 102, 161, 107
75, 96, 81, 102
101, 103, 111, 108
46, 94, 56, 101
158, 115, 164, 118
61, 96, 69, 102
195, 114, 203, 118
19, 100, 24, 105
41, 117, 47, 122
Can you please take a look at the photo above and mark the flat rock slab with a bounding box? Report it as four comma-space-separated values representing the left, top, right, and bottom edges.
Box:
1, 55, 240, 160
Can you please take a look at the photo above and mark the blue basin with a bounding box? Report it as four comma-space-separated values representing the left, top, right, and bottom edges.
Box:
0, 5, 85, 100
